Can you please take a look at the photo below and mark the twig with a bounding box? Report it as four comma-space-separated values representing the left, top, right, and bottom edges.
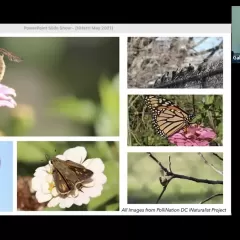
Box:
212, 153, 223, 161
192, 95, 196, 115
147, 152, 223, 204
198, 152, 223, 176
168, 155, 172, 173
156, 185, 168, 203
200, 193, 223, 204
147, 152, 223, 185
128, 95, 140, 109
196, 41, 223, 56
130, 131, 141, 146
191, 37, 208, 49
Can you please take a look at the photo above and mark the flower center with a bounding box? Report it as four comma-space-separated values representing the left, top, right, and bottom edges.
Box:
48, 182, 55, 192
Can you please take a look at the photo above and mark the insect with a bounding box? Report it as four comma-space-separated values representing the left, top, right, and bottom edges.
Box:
0, 48, 23, 82
144, 95, 195, 138
49, 156, 93, 195
0, 48, 23, 63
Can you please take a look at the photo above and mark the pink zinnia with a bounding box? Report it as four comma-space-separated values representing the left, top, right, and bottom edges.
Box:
0, 84, 17, 108
168, 124, 217, 146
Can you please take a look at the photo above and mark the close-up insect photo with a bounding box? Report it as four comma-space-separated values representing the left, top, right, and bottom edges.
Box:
17, 141, 119, 211
0, 37, 119, 137
128, 95, 223, 146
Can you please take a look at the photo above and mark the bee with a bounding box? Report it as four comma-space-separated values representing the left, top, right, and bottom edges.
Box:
0, 48, 23, 82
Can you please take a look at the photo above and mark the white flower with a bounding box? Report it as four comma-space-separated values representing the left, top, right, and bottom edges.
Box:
31, 146, 107, 209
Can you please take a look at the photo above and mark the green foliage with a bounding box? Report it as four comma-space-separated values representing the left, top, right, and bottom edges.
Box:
128, 95, 223, 146
128, 152, 223, 204
17, 141, 119, 211
51, 74, 119, 136
0, 37, 119, 137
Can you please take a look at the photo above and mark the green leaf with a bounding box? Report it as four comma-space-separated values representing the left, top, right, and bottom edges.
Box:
88, 160, 119, 210
17, 142, 46, 162
95, 75, 119, 136
95, 111, 119, 136
87, 188, 118, 211
204, 95, 215, 105
51, 96, 97, 123
106, 203, 119, 211
44, 206, 63, 211
30, 141, 58, 155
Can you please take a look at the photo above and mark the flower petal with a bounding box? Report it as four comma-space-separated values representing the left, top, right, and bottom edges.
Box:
0, 99, 16, 108
59, 198, 74, 208
46, 174, 54, 183
55, 154, 66, 161
42, 182, 51, 194
83, 184, 103, 198
74, 192, 90, 206
44, 164, 52, 173
63, 147, 87, 163
36, 191, 52, 203
34, 166, 47, 177
92, 173, 107, 185
83, 158, 105, 173
0, 84, 16, 96
31, 177, 42, 191
48, 197, 61, 208
51, 187, 58, 197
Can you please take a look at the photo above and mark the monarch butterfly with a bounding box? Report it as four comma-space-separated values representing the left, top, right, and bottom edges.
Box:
144, 95, 195, 138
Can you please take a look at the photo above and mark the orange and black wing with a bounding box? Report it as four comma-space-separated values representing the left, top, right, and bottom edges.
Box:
145, 95, 194, 137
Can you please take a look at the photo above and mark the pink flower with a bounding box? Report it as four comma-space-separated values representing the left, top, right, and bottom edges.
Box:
168, 124, 217, 146
0, 84, 17, 108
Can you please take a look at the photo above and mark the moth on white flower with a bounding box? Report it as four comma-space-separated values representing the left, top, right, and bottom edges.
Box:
31, 146, 107, 209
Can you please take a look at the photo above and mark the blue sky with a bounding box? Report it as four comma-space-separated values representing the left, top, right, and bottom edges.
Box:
193, 37, 222, 52
0, 142, 13, 212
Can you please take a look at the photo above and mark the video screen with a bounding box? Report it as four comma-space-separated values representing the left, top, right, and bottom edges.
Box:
232, 6, 240, 62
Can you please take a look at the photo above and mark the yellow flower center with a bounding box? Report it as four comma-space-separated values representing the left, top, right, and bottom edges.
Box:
48, 182, 55, 192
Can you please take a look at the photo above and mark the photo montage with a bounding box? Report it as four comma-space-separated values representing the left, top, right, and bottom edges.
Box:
0, 37, 121, 211
127, 36, 224, 210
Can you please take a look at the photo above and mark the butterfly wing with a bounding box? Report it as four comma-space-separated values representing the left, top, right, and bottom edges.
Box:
65, 160, 93, 182
145, 95, 194, 137
144, 95, 177, 114
52, 167, 73, 195
152, 108, 191, 137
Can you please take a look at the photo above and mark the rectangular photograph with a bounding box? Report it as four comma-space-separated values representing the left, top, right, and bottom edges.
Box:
0, 37, 119, 136
0, 141, 13, 212
128, 95, 223, 146
17, 141, 119, 211
128, 37, 223, 88
128, 152, 223, 204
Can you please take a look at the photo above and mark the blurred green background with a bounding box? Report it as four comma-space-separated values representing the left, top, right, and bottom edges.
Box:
128, 152, 223, 204
17, 141, 119, 211
128, 95, 223, 146
0, 37, 119, 136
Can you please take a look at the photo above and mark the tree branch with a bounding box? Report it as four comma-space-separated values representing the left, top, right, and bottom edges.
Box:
200, 193, 223, 204
198, 153, 223, 176
212, 153, 223, 161
147, 152, 223, 185
156, 185, 168, 203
